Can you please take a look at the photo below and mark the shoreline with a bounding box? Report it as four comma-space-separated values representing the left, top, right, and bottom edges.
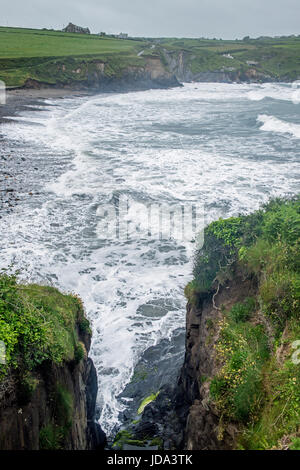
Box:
0, 89, 88, 214
0, 88, 93, 122
0, 82, 180, 215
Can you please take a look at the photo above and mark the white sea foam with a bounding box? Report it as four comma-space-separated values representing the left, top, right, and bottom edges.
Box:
257, 114, 300, 138
247, 83, 300, 104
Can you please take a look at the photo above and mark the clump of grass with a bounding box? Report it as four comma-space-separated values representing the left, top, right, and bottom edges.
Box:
239, 353, 300, 450
184, 279, 203, 306
112, 430, 147, 449
290, 438, 300, 451
228, 297, 256, 323
74, 342, 85, 364
39, 424, 66, 450
0, 273, 88, 379
210, 311, 269, 423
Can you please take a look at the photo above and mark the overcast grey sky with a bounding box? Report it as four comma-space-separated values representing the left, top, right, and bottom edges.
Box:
1, 0, 299, 38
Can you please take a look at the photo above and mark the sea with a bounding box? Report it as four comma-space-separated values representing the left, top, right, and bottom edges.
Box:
0, 82, 299, 437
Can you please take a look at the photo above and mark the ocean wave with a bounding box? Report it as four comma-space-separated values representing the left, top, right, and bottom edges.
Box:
257, 114, 300, 138
247, 83, 300, 104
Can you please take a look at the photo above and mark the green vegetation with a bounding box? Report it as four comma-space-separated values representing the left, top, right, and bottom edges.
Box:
0, 27, 141, 59
54, 384, 73, 429
188, 196, 300, 449
112, 430, 147, 449
149, 437, 163, 449
0, 272, 91, 449
159, 36, 300, 80
210, 310, 269, 423
0, 26, 148, 87
112, 429, 163, 450
39, 384, 74, 450
0, 273, 90, 379
137, 391, 160, 415
1, 27, 300, 87
39, 423, 66, 450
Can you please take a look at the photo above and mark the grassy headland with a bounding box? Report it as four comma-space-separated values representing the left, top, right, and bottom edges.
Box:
185, 196, 300, 449
0, 274, 95, 449
0, 273, 90, 378
0, 27, 149, 87
159, 36, 300, 80
1, 27, 300, 87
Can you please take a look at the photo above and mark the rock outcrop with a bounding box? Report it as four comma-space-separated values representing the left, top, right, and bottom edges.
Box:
0, 320, 106, 450
129, 273, 257, 450
161, 49, 274, 84
179, 273, 256, 450
21, 56, 180, 92
133, 197, 300, 451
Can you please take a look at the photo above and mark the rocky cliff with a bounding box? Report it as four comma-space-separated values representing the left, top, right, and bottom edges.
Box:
128, 197, 299, 451
22, 56, 181, 92
0, 279, 106, 450
0, 345, 105, 450
161, 49, 274, 83
180, 273, 256, 450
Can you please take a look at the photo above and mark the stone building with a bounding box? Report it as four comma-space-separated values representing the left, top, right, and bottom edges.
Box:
63, 23, 90, 34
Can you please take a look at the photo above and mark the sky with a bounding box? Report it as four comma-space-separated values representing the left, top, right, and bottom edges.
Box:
0, 0, 299, 39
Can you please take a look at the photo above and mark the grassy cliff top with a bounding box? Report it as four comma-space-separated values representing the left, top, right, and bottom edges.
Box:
185, 196, 300, 450
0, 26, 150, 87
1, 27, 300, 86
0, 275, 91, 379
0, 26, 145, 59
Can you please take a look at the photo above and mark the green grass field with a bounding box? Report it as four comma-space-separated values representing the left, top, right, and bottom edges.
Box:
0, 26, 144, 58
0, 26, 148, 86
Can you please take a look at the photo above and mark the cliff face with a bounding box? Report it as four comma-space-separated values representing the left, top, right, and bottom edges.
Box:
0, 323, 105, 450
130, 197, 299, 451
0, 277, 106, 451
179, 197, 300, 451
0, 324, 105, 450
180, 273, 256, 450
22, 56, 181, 92
162, 49, 274, 84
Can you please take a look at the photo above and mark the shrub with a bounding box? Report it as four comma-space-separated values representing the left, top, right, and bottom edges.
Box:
74, 342, 85, 364
39, 424, 65, 450
260, 271, 300, 329
78, 317, 91, 335
228, 298, 256, 323
210, 317, 269, 423
290, 438, 300, 451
